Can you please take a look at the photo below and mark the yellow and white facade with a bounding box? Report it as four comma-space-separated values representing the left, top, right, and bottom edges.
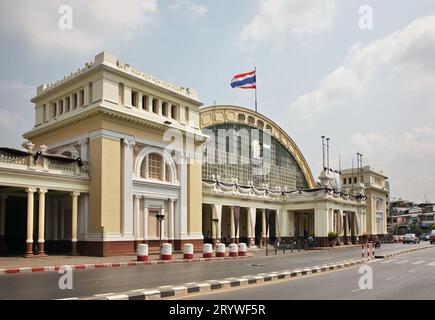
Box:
0, 52, 383, 257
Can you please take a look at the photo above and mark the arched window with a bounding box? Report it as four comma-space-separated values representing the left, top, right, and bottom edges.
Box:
148, 153, 162, 180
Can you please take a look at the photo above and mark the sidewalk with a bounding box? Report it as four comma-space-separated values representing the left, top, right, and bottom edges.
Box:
0, 251, 252, 275
0, 242, 400, 275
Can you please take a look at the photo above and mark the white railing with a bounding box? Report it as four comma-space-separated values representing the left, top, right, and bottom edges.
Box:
0, 150, 89, 178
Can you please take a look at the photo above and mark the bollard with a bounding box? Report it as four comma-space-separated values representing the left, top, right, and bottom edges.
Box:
216, 243, 226, 257
137, 244, 149, 262
183, 243, 194, 259
361, 244, 365, 261
229, 243, 238, 257
161, 243, 172, 260
238, 243, 247, 256
372, 242, 375, 259
366, 242, 371, 260
203, 243, 213, 258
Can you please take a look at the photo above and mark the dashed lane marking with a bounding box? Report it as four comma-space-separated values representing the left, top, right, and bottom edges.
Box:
380, 259, 397, 264
396, 260, 411, 264
411, 261, 425, 265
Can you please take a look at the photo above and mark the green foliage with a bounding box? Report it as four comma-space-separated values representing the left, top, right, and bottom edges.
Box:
328, 232, 337, 240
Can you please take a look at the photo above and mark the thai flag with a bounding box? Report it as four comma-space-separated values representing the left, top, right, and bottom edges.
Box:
231, 70, 256, 89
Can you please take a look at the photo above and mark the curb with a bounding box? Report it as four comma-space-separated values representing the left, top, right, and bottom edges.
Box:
375, 244, 433, 259
0, 255, 253, 276
80, 259, 364, 300
79, 245, 435, 300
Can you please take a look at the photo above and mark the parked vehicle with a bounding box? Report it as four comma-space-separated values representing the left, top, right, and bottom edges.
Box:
399, 235, 405, 242
393, 235, 399, 243
419, 233, 430, 241
430, 230, 435, 245
403, 233, 420, 244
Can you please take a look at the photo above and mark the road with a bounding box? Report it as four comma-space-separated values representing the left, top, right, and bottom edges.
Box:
0, 243, 424, 299
182, 246, 435, 300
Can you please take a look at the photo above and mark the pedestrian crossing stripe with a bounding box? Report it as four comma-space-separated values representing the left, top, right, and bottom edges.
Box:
411, 261, 425, 265
396, 260, 411, 264
427, 262, 435, 266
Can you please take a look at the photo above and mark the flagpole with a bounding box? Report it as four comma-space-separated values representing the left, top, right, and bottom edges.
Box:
255, 67, 258, 113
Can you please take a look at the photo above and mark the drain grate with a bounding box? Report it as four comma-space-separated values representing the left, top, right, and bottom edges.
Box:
250, 264, 265, 267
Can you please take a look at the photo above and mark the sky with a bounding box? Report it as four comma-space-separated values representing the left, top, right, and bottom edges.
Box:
0, 0, 435, 202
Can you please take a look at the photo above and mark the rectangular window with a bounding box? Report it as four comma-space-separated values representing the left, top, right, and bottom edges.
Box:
52, 103, 57, 118
65, 97, 70, 112
72, 93, 78, 109
343, 178, 346, 185
131, 91, 138, 107
171, 105, 178, 120
142, 95, 149, 111
152, 98, 158, 113
88, 82, 93, 105
79, 90, 85, 107
58, 100, 64, 115
354, 177, 357, 183
42, 104, 47, 122
162, 102, 168, 117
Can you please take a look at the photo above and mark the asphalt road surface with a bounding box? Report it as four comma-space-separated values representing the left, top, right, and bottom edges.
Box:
0, 243, 427, 300
182, 246, 435, 300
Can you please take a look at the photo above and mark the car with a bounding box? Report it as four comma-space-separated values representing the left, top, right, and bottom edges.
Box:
403, 233, 420, 244
430, 230, 435, 245
399, 235, 405, 242
419, 233, 430, 241
393, 235, 399, 243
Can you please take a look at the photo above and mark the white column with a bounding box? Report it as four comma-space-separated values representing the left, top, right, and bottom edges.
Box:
71, 192, 80, 254
168, 199, 175, 240
133, 195, 142, 240
261, 209, 266, 238
52, 199, 58, 241
25, 187, 36, 256
37, 188, 48, 255
275, 210, 281, 238
248, 207, 256, 247
143, 204, 149, 240
213, 204, 222, 243
122, 139, 135, 239
161, 206, 166, 239
230, 207, 235, 240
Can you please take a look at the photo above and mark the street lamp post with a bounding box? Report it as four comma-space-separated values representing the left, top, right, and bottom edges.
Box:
156, 214, 165, 260
212, 218, 219, 249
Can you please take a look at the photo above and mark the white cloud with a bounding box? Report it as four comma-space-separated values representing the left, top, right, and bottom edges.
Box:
350, 128, 435, 201
0, 0, 158, 58
240, 0, 336, 50
0, 81, 34, 147
290, 15, 435, 118
287, 14, 435, 201
169, 0, 207, 19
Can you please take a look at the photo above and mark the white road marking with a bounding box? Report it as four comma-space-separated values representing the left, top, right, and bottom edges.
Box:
386, 277, 394, 281
396, 260, 411, 264
411, 260, 425, 265
427, 262, 435, 266
380, 259, 397, 264
408, 269, 415, 273
352, 289, 361, 293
